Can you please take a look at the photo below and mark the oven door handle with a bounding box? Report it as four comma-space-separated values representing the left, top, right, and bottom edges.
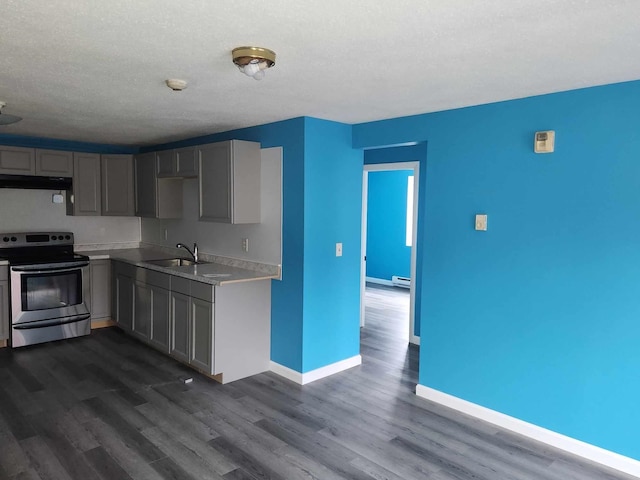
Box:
11, 261, 89, 273
13, 314, 91, 330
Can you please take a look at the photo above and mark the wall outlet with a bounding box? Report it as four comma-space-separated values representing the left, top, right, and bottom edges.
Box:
241, 238, 249, 252
336, 242, 343, 257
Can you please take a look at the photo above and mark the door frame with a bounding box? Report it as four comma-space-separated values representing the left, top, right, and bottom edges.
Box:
361, 161, 420, 345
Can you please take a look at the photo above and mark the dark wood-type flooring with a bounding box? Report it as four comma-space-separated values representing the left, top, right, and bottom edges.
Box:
0, 283, 634, 479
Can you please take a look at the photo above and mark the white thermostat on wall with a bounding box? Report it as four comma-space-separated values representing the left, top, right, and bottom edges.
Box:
534, 130, 555, 153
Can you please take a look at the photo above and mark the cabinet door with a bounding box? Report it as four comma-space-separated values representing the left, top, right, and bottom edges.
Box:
116, 273, 133, 331
170, 291, 190, 363
71, 153, 101, 216
90, 260, 111, 322
175, 147, 197, 177
149, 286, 170, 353
35, 149, 73, 177
198, 142, 231, 223
0, 146, 35, 175
190, 297, 214, 374
134, 152, 157, 217
0, 280, 8, 341
133, 281, 152, 341
156, 150, 175, 178
102, 154, 134, 216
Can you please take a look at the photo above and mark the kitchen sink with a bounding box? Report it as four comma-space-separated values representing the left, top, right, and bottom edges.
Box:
146, 258, 209, 267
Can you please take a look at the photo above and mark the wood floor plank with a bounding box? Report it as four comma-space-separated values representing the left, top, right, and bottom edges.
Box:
0, 284, 633, 480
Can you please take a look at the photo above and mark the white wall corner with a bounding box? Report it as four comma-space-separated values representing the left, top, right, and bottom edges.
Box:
271, 355, 362, 385
415, 385, 640, 478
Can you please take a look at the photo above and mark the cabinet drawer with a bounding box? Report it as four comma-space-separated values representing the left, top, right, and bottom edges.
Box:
171, 276, 190, 296
190, 280, 214, 303
135, 268, 170, 289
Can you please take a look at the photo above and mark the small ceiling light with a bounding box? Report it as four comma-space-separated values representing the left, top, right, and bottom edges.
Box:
232, 47, 276, 80
165, 79, 188, 91
0, 101, 22, 125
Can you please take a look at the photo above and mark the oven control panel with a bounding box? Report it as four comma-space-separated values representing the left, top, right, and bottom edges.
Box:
0, 232, 74, 248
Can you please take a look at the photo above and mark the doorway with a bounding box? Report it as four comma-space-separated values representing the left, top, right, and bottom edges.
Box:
361, 161, 420, 345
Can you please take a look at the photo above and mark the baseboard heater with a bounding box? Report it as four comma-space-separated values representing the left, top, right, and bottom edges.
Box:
391, 275, 411, 289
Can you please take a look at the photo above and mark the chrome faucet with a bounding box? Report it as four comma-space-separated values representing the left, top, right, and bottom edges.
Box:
176, 242, 198, 263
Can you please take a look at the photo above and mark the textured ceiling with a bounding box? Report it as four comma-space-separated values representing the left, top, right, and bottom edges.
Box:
1, 0, 639, 146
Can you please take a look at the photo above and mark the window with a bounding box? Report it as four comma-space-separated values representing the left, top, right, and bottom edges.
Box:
406, 175, 414, 246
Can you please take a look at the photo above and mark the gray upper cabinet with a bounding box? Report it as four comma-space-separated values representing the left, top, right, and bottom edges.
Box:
135, 152, 183, 218
102, 154, 135, 216
69, 152, 101, 216
0, 146, 35, 175
175, 147, 198, 177
35, 149, 73, 177
156, 147, 198, 178
156, 150, 174, 178
198, 140, 261, 224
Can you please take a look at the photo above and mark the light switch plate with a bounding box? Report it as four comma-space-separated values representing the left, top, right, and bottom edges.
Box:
475, 214, 488, 231
336, 242, 343, 257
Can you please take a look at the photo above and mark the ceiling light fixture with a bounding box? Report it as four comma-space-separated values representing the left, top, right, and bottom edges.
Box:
232, 46, 276, 81
0, 101, 22, 125
165, 79, 188, 91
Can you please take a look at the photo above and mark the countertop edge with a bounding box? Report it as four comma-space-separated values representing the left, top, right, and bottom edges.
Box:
83, 248, 278, 286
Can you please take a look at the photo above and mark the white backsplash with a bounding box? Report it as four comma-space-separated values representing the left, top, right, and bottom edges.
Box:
0, 188, 141, 244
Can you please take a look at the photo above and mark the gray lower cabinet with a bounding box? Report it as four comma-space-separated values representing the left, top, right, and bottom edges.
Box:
90, 259, 111, 325
198, 140, 261, 224
170, 291, 191, 362
135, 152, 183, 218
112, 261, 270, 383
69, 152, 101, 216
133, 281, 152, 340
190, 297, 214, 373
149, 286, 170, 353
101, 154, 135, 216
113, 261, 134, 331
132, 267, 171, 351
0, 146, 35, 175
35, 149, 73, 176
0, 266, 8, 342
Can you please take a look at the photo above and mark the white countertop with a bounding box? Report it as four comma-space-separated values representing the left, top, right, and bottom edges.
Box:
81, 247, 278, 286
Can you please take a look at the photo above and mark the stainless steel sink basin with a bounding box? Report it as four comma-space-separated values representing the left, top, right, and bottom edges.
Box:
146, 258, 209, 267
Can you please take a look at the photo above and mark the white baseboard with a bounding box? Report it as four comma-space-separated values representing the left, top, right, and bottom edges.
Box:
365, 276, 393, 287
415, 385, 640, 478
270, 355, 362, 385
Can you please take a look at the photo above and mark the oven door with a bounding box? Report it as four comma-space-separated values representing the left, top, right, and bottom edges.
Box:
10, 260, 90, 346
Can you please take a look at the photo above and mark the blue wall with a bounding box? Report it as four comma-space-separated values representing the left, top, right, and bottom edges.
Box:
353, 80, 640, 460
366, 170, 412, 281
302, 118, 363, 372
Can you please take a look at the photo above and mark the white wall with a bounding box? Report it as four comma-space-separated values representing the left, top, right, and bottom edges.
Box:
140, 147, 282, 266
0, 188, 140, 244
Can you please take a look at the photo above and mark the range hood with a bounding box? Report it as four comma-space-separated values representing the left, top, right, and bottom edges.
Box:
0, 174, 72, 190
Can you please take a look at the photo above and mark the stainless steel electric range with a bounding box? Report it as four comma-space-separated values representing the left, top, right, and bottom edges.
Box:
0, 232, 90, 347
